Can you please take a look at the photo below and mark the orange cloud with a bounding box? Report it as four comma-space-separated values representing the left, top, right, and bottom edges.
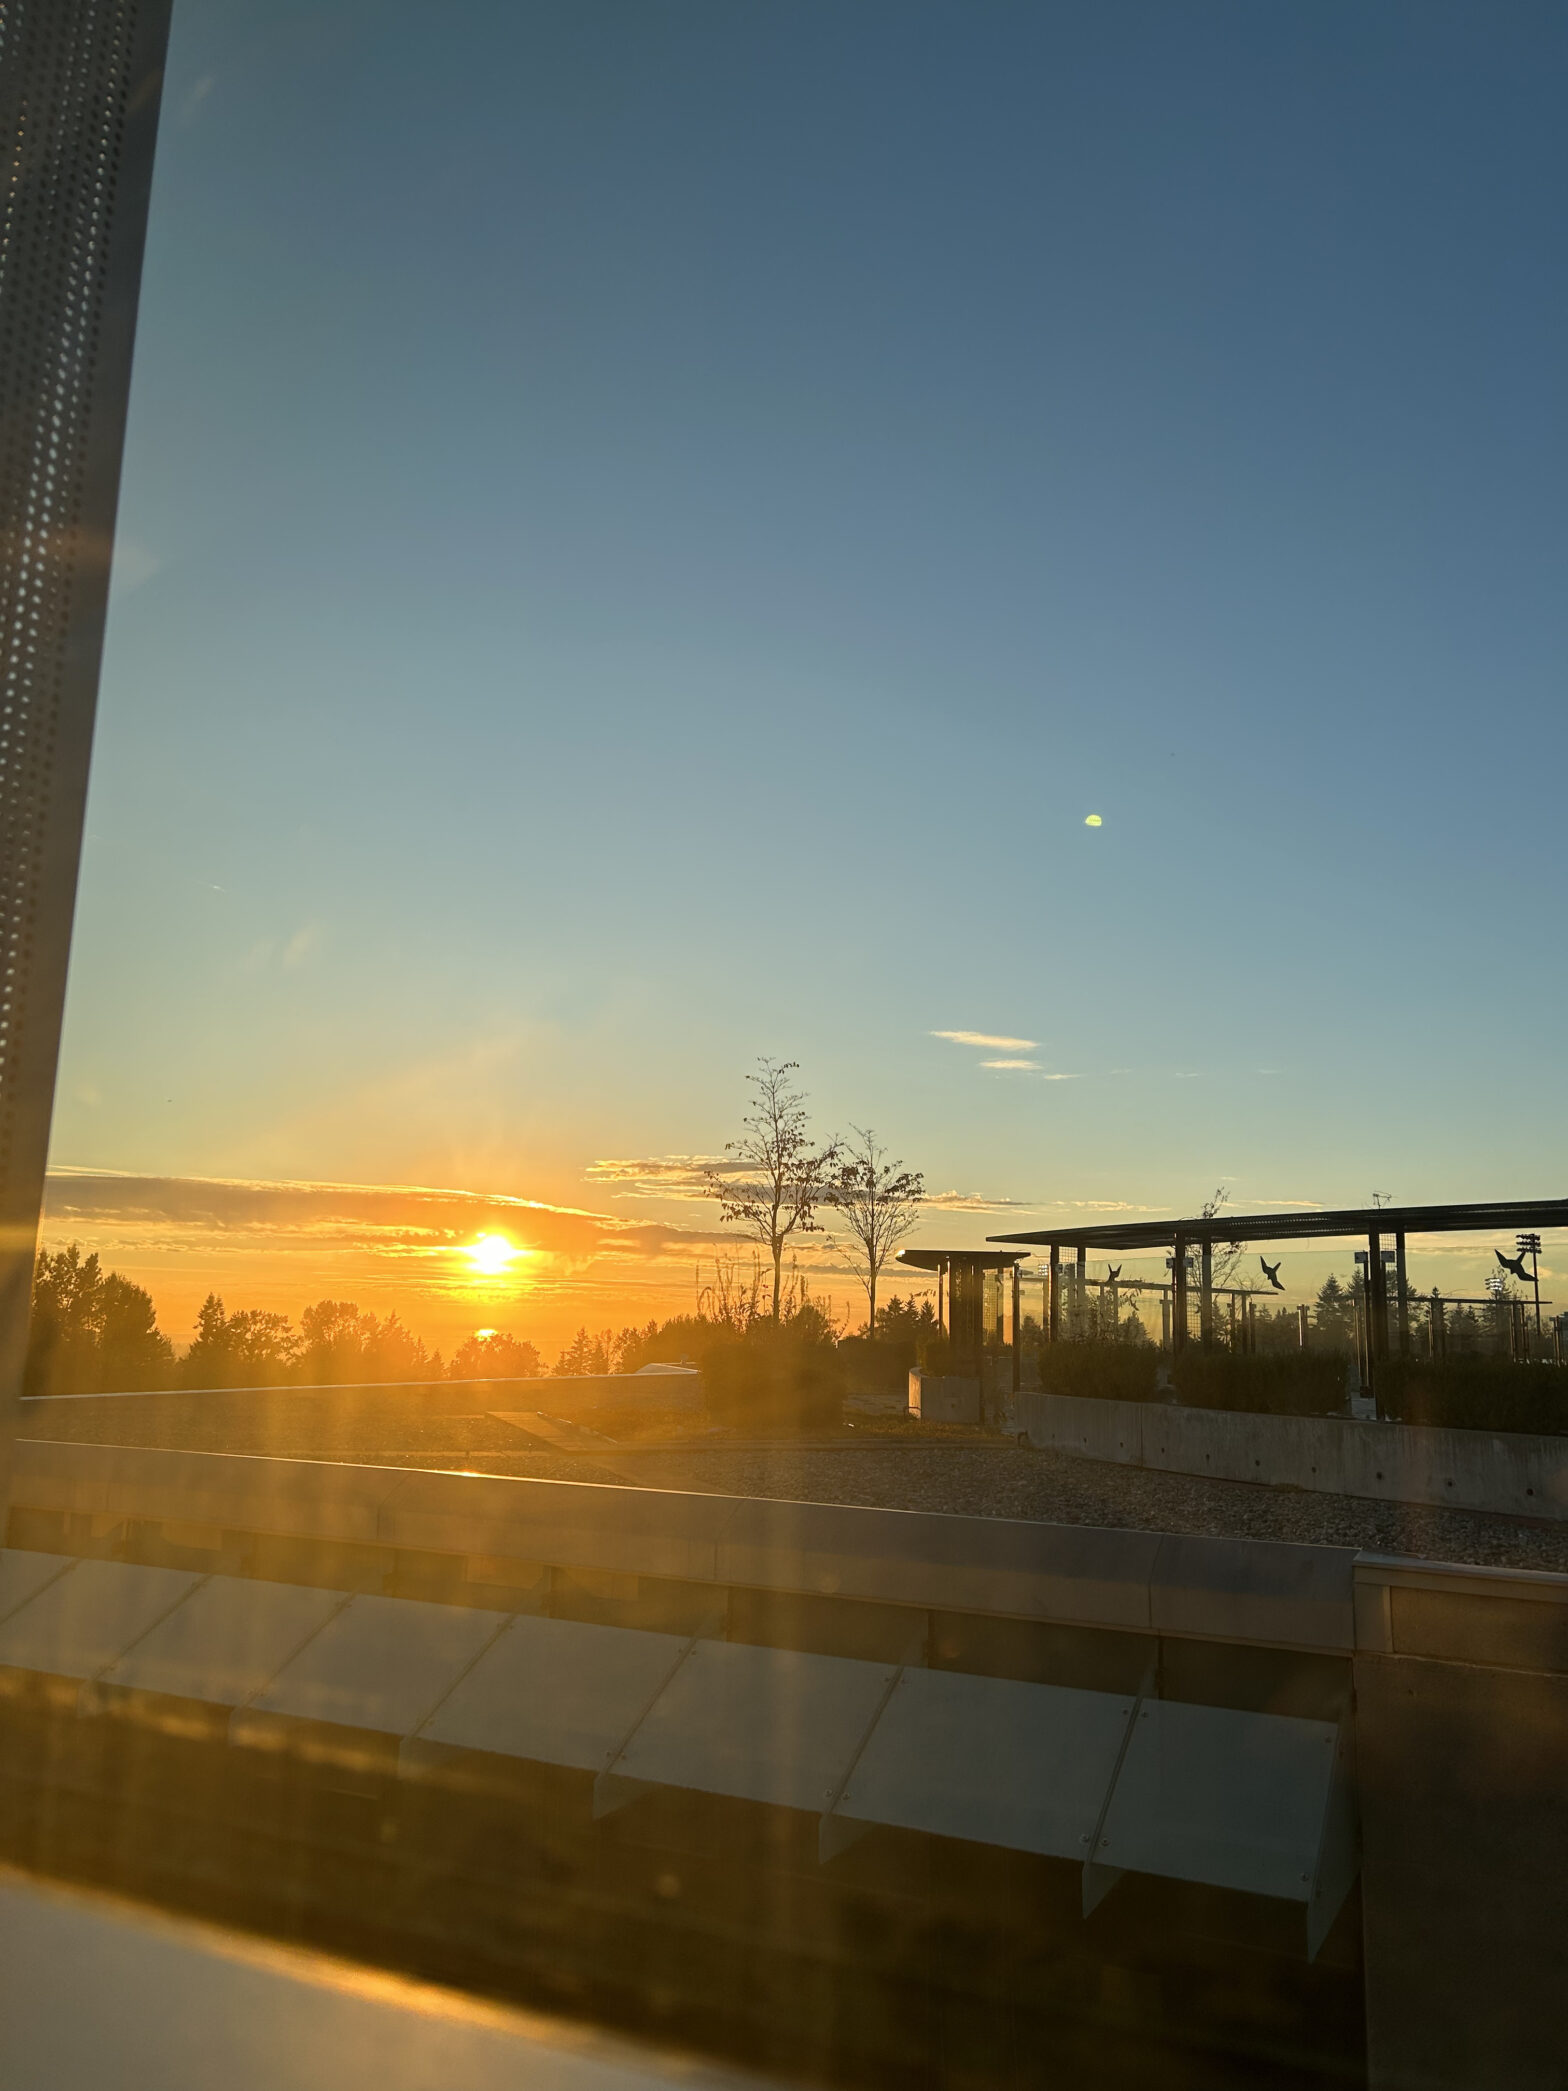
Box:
38, 1167, 732, 1355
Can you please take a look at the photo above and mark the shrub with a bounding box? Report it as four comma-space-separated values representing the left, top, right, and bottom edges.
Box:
702, 1320, 847, 1433
1036, 1345, 1161, 1404
836, 1336, 911, 1398
1172, 1350, 1348, 1417
1376, 1358, 1568, 1436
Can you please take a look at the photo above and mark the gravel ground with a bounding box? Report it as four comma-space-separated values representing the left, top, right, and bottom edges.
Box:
377, 1439, 1568, 1573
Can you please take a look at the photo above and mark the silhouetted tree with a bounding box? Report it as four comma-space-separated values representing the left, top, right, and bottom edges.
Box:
182, 1296, 299, 1388
617, 1315, 705, 1372
450, 1330, 544, 1379
833, 1127, 923, 1332
1313, 1275, 1355, 1347
706, 1059, 842, 1321
299, 1300, 367, 1382
27, 1244, 173, 1394
1199, 1187, 1247, 1292
97, 1272, 177, 1390
27, 1244, 104, 1394
554, 1326, 618, 1376
872, 1295, 939, 1346
364, 1312, 436, 1380
298, 1301, 437, 1383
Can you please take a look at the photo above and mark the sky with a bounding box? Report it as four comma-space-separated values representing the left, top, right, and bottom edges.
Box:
47, 0, 1568, 1355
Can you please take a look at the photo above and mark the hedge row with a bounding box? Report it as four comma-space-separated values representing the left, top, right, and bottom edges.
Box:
1376, 1358, 1568, 1437
1033, 1345, 1568, 1434
1035, 1345, 1347, 1416
1034, 1347, 1162, 1405
1170, 1350, 1348, 1417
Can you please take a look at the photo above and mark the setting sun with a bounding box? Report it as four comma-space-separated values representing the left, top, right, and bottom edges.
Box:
465, 1233, 519, 1278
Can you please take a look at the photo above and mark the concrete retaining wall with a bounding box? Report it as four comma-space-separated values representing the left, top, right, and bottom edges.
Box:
8, 1438, 1358, 1652
1019, 1389, 1568, 1521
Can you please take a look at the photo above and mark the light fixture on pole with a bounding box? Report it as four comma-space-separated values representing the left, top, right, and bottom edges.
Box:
1517, 1233, 1543, 1341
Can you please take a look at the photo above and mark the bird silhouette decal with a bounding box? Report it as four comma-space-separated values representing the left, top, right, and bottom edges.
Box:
1105, 1264, 1122, 1283
1495, 1247, 1532, 1284
1260, 1257, 1284, 1292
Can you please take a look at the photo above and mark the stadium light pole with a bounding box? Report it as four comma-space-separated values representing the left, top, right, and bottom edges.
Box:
1518, 1233, 1543, 1343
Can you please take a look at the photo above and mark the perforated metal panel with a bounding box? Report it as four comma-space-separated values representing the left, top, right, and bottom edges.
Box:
0, 0, 171, 1479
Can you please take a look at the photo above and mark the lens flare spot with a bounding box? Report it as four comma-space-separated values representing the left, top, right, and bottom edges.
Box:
1084, 813, 1103, 827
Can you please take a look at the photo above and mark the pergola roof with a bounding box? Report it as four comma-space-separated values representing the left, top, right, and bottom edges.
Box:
898, 1248, 1029, 1272
988, 1197, 1568, 1254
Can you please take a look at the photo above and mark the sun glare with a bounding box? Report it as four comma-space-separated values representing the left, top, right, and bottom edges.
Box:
465, 1233, 518, 1278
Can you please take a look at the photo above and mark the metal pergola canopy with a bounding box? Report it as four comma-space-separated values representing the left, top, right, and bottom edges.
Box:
899, 1249, 1028, 1272
988, 1197, 1568, 1253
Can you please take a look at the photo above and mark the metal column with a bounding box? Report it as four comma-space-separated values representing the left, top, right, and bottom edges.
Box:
1199, 1240, 1214, 1349
1395, 1231, 1409, 1356
1171, 1234, 1189, 1354
1367, 1231, 1389, 1380
0, 0, 174, 1499
1011, 1263, 1021, 1396
1047, 1243, 1059, 1343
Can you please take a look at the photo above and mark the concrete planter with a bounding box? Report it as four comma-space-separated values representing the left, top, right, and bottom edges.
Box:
907, 1371, 981, 1424
1019, 1389, 1568, 1521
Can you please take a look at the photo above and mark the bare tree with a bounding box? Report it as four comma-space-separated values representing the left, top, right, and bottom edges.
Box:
1200, 1185, 1247, 1292
706, 1059, 842, 1321
834, 1126, 924, 1333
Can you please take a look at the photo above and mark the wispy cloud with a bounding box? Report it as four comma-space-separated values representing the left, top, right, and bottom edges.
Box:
585, 1154, 730, 1201
37, 1167, 736, 1351
981, 1058, 1041, 1071
1012, 1199, 1171, 1215
282, 921, 326, 970
180, 75, 215, 123
588, 1159, 1047, 1219
920, 1189, 1036, 1213
931, 1029, 1038, 1051
110, 535, 160, 594
40, 1166, 724, 1270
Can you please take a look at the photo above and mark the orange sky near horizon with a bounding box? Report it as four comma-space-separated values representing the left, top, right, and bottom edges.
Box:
35, 1164, 937, 1360
36, 1163, 1554, 1364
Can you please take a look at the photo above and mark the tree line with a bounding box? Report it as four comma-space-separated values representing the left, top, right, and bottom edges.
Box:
24, 1245, 554, 1397
24, 1236, 928, 1400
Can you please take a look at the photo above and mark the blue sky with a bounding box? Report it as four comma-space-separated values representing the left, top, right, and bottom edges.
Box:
49, 0, 1568, 1343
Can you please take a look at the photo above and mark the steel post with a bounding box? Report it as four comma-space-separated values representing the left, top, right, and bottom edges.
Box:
1395, 1231, 1410, 1356
1367, 1231, 1388, 1378
1011, 1263, 1021, 1395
